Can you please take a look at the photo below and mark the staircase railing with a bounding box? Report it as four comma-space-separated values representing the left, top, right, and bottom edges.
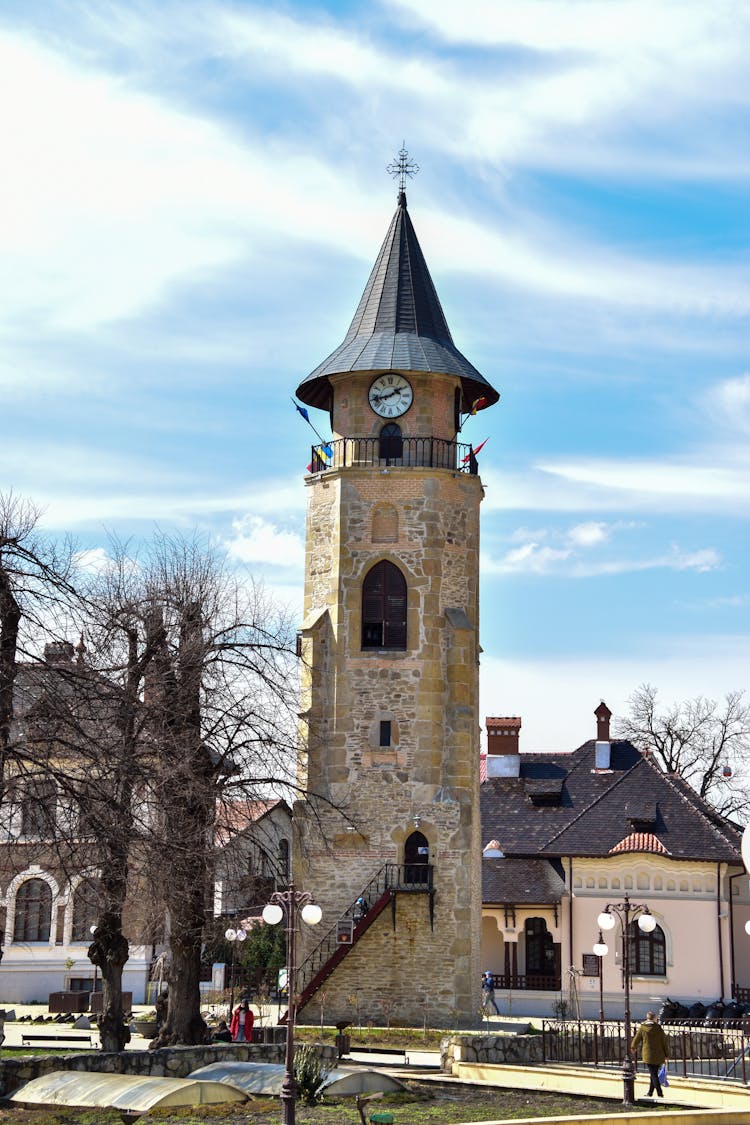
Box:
294, 862, 433, 1006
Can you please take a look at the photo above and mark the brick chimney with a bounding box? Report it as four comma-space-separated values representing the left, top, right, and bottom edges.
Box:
43, 641, 74, 663
485, 716, 521, 778
594, 700, 612, 770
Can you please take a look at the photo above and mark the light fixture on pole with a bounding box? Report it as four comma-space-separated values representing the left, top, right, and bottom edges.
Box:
262, 882, 322, 1125
592, 930, 608, 1028
224, 926, 247, 1017
596, 894, 656, 1106
89, 925, 99, 1006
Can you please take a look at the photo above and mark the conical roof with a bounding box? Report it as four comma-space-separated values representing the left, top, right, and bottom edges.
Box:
296, 191, 499, 412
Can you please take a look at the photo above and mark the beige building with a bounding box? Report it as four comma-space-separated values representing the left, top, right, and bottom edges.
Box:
480, 703, 750, 1020
291, 182, 499, 1026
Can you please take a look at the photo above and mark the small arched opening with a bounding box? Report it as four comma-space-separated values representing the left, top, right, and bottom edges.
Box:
403, 830, 430, 886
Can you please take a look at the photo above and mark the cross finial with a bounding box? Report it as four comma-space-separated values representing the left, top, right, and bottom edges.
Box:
387, 142, 419, 196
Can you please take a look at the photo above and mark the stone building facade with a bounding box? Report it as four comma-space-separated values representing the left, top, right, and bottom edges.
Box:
292, 186, 499, 1025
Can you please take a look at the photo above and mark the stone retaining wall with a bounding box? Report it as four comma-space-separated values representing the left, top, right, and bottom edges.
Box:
0, 1041, 303, 1097
440, 1032, 545, 1072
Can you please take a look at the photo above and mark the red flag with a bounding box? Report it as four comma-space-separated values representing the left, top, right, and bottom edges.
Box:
462, 437, 489, 463
470, 396, 488, 415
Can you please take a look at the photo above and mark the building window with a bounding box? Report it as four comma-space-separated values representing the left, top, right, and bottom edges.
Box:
20, 780, 57, 838
14, 878, 52, 942
629, 920, 666, 975
71, 879, 100, 942
279, 838, 290, 880
379, 423, 403, 462
362, 561, 407, 650
379, 720, 392, 747
524, 917, 556, 976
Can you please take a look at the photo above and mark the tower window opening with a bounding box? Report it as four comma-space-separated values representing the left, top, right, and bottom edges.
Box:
379, 720, 392, 747
379, 422, 403, 463
362, 561, 407, 650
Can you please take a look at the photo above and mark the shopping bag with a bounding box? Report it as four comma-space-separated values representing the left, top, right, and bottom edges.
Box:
658, 1063, 669, 1087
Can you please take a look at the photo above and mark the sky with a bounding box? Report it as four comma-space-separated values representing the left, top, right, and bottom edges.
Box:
2, 0, 749, 751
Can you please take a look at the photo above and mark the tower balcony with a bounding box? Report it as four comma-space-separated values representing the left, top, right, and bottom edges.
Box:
309, 435, 479, 475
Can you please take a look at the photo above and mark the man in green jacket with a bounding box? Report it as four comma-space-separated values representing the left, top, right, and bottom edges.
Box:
631, 1011, 670, 1098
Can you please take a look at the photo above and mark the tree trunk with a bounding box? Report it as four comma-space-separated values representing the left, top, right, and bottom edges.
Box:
89, 912, 130, 1052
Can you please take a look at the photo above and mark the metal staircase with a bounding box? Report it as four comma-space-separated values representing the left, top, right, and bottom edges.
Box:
291, 862, 434, 1015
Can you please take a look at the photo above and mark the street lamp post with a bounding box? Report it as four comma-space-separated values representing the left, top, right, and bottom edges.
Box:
224, 926, 247, 1018
262, 882, 322, 1125
597, 895, 657, 1106
592, 929, 608, 1029
89, 925, 99, 1011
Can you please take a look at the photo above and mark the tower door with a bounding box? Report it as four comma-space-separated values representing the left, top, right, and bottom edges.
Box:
404, 830, 429, 885
379, 422, 403, 463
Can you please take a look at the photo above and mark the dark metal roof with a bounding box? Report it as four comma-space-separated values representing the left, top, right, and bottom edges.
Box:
296, 191, 499, 412
481, 740, 742, 864
483, 856, 567, 905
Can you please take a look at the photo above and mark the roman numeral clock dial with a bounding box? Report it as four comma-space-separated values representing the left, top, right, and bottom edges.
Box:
368, 373, 413, 418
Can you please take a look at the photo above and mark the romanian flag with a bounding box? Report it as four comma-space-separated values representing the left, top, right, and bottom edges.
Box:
319, 443, 333, 463
462, 437, 489, 463
470, 396, 488, 415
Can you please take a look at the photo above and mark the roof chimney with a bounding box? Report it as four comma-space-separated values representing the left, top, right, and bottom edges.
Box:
594, 701, 612, 770
485, 716, 521, 778
43, 641, 74, 664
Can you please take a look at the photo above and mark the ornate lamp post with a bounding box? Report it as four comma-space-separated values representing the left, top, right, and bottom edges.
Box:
262, 883, 322, 1125
597, 895, 657, 1105
224, 926, 247, 1017
592, 929, 608, 1028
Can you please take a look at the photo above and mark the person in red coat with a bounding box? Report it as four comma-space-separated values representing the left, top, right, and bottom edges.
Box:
230, 1000, 254, 1042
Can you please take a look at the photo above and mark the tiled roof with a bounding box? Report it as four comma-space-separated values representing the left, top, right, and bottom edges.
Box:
609, 832, 668, 855
481, 739, 742, 863
296, 192, 499, 412
483, 856, 567, 905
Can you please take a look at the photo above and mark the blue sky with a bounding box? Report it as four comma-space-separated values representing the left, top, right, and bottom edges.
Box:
2, 0, 749, 750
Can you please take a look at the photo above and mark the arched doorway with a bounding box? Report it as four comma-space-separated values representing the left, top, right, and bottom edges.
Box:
379, 422, 403, 463
524, 917, 558, 981
404, 830, 429, 885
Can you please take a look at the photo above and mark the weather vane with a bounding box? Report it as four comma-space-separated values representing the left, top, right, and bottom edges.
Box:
387, 143, 419, 194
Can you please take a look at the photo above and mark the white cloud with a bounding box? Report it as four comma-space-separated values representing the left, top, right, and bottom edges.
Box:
225, 516, 305, 571
485, 541, 571, 574
706, 373, 750, 434
567, 521, 609, 547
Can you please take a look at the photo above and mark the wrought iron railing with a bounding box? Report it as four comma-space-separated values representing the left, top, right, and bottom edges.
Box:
493, 973, 562, 992
309, 437, 478, 474
296, 862, 434, 996
542, 1019, 750, 1083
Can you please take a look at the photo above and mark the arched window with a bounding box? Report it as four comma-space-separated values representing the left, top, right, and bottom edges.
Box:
71, 879, 100, 942
362, 561, 407, 650
14, 878, 52, 942
629, 920, 666, 975
379, 423, 403, 463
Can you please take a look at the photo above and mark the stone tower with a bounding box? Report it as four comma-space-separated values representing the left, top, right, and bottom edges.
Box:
292, 184, 498, 1026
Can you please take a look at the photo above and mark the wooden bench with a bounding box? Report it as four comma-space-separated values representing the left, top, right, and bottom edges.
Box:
348, 1046, 408, 1065
21, 1033, 95, 1047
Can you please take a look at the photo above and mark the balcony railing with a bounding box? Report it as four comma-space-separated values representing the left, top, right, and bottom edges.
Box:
493, 972, 562, 992
309, 436, 478, 475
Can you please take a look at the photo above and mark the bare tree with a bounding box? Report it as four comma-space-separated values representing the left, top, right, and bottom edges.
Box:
617, 683, 750, 818
0, 492, 74, 791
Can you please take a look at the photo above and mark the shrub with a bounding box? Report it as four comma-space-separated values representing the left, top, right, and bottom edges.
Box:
294, 1043, 331, 1105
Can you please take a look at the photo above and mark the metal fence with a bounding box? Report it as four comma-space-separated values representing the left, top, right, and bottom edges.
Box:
542, 1019, 750, 1083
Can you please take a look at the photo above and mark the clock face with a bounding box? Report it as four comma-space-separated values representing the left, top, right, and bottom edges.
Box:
368, 374, 413, 418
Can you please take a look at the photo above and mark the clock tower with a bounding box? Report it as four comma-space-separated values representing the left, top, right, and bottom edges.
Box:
292, 174, 498, 1026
